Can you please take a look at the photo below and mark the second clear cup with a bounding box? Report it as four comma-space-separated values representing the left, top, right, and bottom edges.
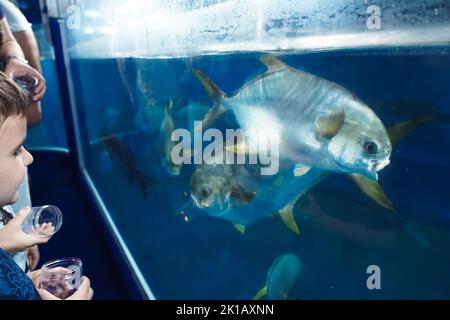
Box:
40, 257, 83, 299
21, 205, 63, 236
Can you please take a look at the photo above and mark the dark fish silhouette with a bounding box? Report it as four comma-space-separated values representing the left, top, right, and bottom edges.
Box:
102, 134, 153, 198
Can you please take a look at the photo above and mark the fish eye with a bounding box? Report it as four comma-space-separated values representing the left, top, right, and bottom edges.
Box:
200, 188, 210, 198
363, 141, 378, 155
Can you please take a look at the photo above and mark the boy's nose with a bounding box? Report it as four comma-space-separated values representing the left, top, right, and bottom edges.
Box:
23, 147, 34, 166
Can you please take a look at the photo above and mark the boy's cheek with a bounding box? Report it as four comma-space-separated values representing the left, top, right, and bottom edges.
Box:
0, 190, 19, 206
10, 191, 20, 204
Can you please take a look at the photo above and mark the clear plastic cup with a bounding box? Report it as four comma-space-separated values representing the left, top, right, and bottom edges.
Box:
40, 258, 83, 299
10, 71, 38, 104
21, 205, 63, 236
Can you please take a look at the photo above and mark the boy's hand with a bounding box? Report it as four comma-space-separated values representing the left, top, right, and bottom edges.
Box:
4, 59, 46, 102
27, 269, 42, 288
0, 207, 52, 253
27, 245, 40, 270
38, 276, 94, 300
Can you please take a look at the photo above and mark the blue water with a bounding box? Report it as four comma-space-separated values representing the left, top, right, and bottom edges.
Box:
70, 47, 450, 299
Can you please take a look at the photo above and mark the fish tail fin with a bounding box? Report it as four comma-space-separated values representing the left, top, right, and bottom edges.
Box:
252, 286, 268, 300
349, 173, 394, 211
260, 56, 290, 73
197, 103, 228, 131
192, 68, 227, 103
192, 68, 229, 130
278, 198, 301, 235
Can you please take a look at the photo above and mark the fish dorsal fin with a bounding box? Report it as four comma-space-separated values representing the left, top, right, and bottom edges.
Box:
315, 110, 345, 139
388, 116, 432, 146
260, 56, 290, 73
349, 173, 394, 211
192, 69, 228, 104
252, 286, 268, 300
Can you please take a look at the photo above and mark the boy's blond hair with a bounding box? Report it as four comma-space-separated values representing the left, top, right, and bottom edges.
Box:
0, 71, 29, 129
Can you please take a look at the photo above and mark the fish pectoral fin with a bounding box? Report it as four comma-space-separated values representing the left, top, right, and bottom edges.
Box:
293, 164, 311, 177
278, 200, 301, 235
349, 173, 394, 211
233, 223, 246, 234
252, 286, 268, 300
230, 187, 256, 204
388, 116, 433, 146
315, 110, 345, 139
260, 56, 290, 73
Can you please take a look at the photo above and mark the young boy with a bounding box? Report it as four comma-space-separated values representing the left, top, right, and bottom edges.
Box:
0, 72, 93, 300
1, 0, 46, 272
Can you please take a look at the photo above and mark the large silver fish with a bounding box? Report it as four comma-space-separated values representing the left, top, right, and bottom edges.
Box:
191, 57, 433, 228
193, 56, 392, 181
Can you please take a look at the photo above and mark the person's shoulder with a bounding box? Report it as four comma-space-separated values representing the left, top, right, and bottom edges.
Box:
0, 0, 31, 32
0, 249, 40, 300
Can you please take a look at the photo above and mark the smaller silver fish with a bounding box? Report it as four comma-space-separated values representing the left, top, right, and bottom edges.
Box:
193, 56, 392, 181
190, 161, 255, 216
160, 99, 182, 176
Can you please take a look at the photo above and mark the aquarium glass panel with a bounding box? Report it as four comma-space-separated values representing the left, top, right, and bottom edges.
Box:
64, 0, 450, 299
